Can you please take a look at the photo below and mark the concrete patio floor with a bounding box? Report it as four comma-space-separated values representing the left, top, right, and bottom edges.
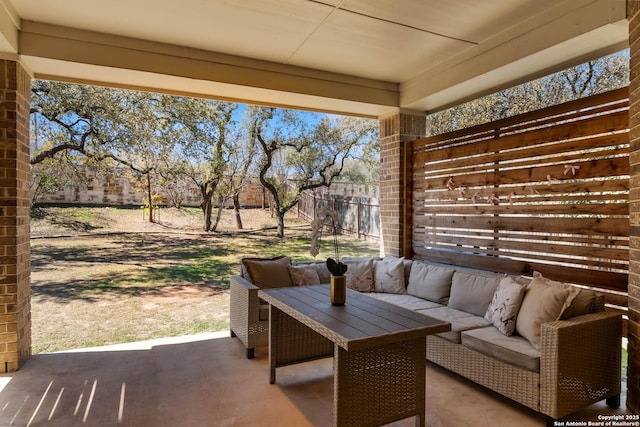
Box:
0, 332, 628, 426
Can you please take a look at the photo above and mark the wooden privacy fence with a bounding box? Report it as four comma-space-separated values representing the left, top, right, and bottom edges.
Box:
409, 87, 629, 307
298, 191, 381, 240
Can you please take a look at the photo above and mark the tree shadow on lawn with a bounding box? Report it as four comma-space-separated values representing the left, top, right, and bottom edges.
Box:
31, 276, 229, 303
30, 231, 379, 302
31, 234, 238, 302
31, 234, 231, 271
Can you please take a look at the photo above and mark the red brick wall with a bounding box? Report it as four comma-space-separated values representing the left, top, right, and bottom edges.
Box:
379, 112, 425, 257
0, 60, 31, 371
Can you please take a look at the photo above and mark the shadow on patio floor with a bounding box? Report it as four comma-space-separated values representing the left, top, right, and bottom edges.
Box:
0, 332, 628, 426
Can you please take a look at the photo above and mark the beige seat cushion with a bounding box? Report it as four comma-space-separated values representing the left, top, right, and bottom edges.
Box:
462, 326, 540, 373
242, 255, 292, 289
367, 293, 442, 311
417, 306, 490, 344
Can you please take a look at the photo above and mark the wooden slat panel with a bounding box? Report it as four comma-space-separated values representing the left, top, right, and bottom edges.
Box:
413, 228, 629, 249
413, 215, 627, 236
413, 136, 628, 177
416, 244, 625, 270
413, 156, 629, 190
415, 188, 628, 204
412, 248, 628, 292
415, 87, 628, 148
410, 88, 630, 301
414, 202, 628, 216
413, 231, 629, 261
414, 111, 629, 164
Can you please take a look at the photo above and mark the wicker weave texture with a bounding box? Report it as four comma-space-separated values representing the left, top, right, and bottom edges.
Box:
270, 306, 333, 373
426, 335, 540, 411
540, 311, 622, 419
229, 276, 269, 352
262, 286, 446, 426
334, 338, 426, 427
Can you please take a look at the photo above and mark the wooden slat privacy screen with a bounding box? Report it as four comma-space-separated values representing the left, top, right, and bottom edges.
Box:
410, 88, 629, 296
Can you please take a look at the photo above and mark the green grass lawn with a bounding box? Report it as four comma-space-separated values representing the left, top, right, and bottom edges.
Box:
30, 206, 381, 352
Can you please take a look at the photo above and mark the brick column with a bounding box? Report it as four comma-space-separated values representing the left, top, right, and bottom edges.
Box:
379, 110, 426, 257
0, 60, 31, 372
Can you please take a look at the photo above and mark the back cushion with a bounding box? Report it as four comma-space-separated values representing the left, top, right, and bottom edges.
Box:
529, 272, 601, 319
242, 255, 293, 289
313, 263, 332, 284
515, 277, 570, 349
448, 271, 501, 316
374, 255, 406, 294
407, 263, 454, 304
344, 258, 375, 292
288, 265, 321, 286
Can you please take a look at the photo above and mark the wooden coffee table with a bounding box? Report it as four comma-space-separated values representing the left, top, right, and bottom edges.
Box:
259, 284, 450, 427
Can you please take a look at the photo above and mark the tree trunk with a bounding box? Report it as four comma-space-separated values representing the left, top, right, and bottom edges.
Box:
146, 173, 154, 223
276, 210, 285, 238
233, 193, 243, 230
202, 196, 213, 231
212, 195, 226, 232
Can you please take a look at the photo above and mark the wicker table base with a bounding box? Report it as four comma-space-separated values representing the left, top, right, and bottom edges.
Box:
261, 285, 449, 427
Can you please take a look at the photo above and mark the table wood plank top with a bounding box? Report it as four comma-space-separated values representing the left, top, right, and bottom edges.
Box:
259, 284, 451, 352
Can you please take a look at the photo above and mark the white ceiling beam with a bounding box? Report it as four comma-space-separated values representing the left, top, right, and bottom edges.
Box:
400, 0, 628, 113
0, 0, 19, 57
18, 21, 398, 114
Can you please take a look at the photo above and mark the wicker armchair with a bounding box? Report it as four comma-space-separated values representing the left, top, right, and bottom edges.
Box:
229, 275, 269, 359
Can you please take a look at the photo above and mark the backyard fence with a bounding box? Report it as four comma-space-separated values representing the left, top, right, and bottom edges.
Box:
298, 190, 381, 241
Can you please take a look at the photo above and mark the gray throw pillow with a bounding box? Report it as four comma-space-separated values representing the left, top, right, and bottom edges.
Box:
448, 271, 500, 316
407, 263, 454, 303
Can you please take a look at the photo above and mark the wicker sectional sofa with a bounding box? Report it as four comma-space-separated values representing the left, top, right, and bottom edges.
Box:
229, 255, 622, 423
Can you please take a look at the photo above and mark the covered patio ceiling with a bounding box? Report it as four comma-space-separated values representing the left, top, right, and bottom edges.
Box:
0, 0, 629, 117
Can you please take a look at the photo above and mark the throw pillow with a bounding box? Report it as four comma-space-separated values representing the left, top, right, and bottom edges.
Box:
241, 255, 292, 289
344, 258, 375, 292
373, 255, 406, 294
515, 276, 570, 349
560, 289, 598, 318
288, 265, 321, 286
407, 263, 454, 303
530, 271, 594, 319
484, 276, 526, 336
448, 271, 501, 316
313, 263, 332, 284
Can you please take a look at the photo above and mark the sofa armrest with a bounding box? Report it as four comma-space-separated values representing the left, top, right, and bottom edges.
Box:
229, 275, 262, 335
539, 310, 622, 419
230, 274, 260, 292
